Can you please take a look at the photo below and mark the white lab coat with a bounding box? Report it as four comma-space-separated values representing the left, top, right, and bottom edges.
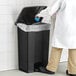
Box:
48, 0, 76, 49
37, 0, 76, 49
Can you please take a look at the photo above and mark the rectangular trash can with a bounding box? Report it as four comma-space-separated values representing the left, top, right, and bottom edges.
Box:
15, 6, 51, 73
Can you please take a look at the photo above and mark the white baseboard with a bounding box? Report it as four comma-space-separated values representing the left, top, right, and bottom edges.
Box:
0, 65, 18, 71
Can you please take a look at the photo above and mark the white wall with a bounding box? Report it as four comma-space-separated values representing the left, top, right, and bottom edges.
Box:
0, 0, 68, 71
0, 0, 18, 71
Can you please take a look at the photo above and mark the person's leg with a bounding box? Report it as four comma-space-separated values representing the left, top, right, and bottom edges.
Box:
68, 49, 76, 74
46, 47, 63, 72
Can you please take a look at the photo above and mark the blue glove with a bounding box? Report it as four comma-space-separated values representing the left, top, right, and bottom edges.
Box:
34, 17, 40, 22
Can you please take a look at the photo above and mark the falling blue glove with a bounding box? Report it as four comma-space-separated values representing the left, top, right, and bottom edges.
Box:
34, 17, 40, 22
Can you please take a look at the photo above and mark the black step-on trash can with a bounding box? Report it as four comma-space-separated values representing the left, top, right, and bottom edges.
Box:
15, 6, 51, 73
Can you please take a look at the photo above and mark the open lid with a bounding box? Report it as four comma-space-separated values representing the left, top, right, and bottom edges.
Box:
15, 6, 47, 25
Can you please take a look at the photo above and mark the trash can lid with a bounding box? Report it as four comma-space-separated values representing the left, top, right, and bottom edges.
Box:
15, 6, 47, 25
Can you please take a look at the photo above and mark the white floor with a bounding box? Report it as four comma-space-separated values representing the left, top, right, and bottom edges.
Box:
0, 62, 68, 76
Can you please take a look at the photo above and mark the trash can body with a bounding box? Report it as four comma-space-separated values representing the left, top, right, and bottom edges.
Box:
17, 24, 50, 73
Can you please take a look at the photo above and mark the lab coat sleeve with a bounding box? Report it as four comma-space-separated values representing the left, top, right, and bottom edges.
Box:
47, 0, 62, 16
36, 0, 63, 23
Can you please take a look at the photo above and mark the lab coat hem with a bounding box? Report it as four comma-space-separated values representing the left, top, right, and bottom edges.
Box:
51, 44, 76, 49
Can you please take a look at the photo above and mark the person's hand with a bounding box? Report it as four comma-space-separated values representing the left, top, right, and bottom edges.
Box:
36, 8, 48, 18
35, 8, 51, 23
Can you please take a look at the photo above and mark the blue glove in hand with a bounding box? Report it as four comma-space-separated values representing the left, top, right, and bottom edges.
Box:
36, 8, 51, 24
